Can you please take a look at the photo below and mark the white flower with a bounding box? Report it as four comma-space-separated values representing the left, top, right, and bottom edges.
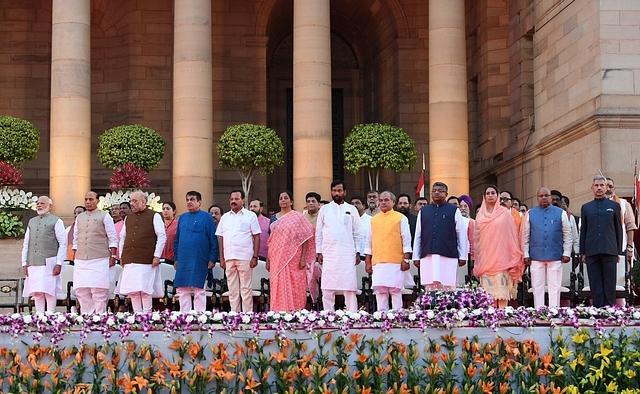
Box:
198, 314, 208, 323
632, 311, 640, 320
373, 311, 382, 320
106, 317, 115, 326
318, 319, 326, 326
11, 313, 20, 320
228, 311, 238, 317
456, 311, 466, 320
307, 314, 317, 322
93, 315, 101, 322
273, 313, 281, 320
426, 310, 435, 319
387, 312, 395, 320
335, 310, 344, 317
266, 311, 275, 318
126, 315, 135, 324
284, 314, 293, 322
185, 315, 194, 323
408, 313, 416, 321
213, 312, 223, 321
117, 312, 125, 320
38, 313, 48, 322
23, 315, 32, 324
57, 314, 67, 323
350, 311, 361, 320
242, 315, 251, 324
152, 312, 161, 321
327, 315, 335, 322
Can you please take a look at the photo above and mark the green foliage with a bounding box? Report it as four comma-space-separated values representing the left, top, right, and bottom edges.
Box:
217, 123, 284, 176
0, 115, 40, 167
0, 211, 25, 238
344, 123, 417, 173
97, 124, 166, 171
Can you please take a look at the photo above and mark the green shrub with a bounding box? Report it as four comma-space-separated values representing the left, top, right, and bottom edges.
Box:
97, 124, 166, 171
0, 211, 25, 238
0, 115, 40, 167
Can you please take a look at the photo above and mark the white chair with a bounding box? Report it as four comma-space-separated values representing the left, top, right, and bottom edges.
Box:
57, 263, 76, 313
160, 262, 176, 307
108, 264, 123, 312
577, 255, 631, 306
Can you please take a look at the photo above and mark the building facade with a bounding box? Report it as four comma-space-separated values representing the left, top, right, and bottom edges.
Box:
1, 0, 639, 217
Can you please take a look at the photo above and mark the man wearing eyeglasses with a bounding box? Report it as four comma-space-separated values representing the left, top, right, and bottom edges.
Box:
412, 182, 469, 290
499, 191, 522, 233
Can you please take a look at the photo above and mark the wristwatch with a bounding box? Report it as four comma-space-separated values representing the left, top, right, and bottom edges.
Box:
403, 259, 411, 264
626, 246, 634, 252
110, 255, 117, 258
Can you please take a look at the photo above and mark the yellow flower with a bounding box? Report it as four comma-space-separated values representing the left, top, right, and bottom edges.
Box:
571, 331, 589, 345
559, 347, 573, 359
624, 369, 636, 379
605, 381, 617, 392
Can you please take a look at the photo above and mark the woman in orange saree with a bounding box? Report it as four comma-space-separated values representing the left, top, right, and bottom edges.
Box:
473, 185, 524, 308
266, 191, 316, 312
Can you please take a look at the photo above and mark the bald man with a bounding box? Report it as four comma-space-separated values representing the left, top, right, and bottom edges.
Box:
21, 196, 67, 313
118, 191, 166, 312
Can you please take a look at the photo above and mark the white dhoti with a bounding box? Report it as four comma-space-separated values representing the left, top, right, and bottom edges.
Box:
419, 254, 459, 287
372, 263, 415, 289
23, 257, 62, 297
372, 263, 415, 311
74, 257, 111, 314
321, 252, 358, 312
118, 263, 163, 297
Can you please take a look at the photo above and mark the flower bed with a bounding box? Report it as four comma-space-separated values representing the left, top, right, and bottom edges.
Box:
2, 287, 640, 392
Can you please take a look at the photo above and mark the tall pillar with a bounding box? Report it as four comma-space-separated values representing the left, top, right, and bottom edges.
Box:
428, 0, 469, 195
172, 0, 213, 211
50, 0, 91, 218
293, 0, 333, 206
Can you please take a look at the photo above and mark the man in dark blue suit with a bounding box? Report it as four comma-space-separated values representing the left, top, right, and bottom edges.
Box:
579, 175, 623, 307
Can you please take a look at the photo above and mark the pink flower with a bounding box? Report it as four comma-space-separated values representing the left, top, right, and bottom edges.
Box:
0, 161, 24, 186
109, 163, 150, 189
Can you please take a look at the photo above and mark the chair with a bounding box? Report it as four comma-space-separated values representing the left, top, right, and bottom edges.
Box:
206, 264, 225, 310
0, 278, 22, 313
160, 262, 177, 309
108, 263, 123, 312
575, 254, 633, 306
57, 263, 76, 313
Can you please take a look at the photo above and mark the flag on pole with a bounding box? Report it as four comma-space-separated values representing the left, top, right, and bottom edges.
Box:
416, 153, 425, 199
635, 159, 640, 212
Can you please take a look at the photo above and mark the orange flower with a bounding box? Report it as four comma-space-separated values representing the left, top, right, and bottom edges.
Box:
462, 338, 470, 351
541, 353, 553, 368
357, 353, 369, 363
271, 351, 288, 363
499, 382, 509, 394
466, 364, 477, 378
168, 339, 183, 351
361, 387, 372, 394
481, 380, 495, 393
350, 333, 362, 343
538, 384, 550, 394
352, 370, 361, 380
187, 342, 201, 359
441, 333, 458, 346
324, 332, 333, 344
133, 375, 149, 389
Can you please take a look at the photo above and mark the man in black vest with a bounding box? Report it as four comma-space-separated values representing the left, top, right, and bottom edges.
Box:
412, 182, 469, 290
580, 175, 623, 307
396, 193, 417, 244
118, 191, 167, 312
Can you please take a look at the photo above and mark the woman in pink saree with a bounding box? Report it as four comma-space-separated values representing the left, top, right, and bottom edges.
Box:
473, 185, 524, 308
266, 191, 316, 312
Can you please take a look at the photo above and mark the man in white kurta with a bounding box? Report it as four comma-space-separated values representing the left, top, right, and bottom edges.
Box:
413, 182, 469, 290
364, 191, 414, 311
22, 196, 67, 313
316, 180, 362, 311
72, 191, 119, 314
118, 192, 166, 313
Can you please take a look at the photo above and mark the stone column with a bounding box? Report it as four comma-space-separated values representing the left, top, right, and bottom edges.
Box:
172, 0, 213, 211
293, 0, 333, 206
50, 0, 91, 218
429, 0, 469, 195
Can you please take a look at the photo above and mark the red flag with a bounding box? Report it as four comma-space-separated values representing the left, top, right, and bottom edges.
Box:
416, 170, 425, 199
635, 174, 640, 211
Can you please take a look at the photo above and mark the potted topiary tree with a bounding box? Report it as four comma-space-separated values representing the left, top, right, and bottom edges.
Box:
343, 123, 417, 191
97, 124, 166, 211
217, 123, 284, 204
0, 115, 40, 238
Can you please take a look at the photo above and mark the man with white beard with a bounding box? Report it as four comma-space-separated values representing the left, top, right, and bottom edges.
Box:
21, 196, 67, 312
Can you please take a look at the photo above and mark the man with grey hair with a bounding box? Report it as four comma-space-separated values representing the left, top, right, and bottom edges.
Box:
21, 196, 67, 313
413, 182, 469, 290
606, 177, 637, 264
364, 191, 413, 311
72, 191, 119, 314
580, 175, 623, 307
118, 191, 166, 312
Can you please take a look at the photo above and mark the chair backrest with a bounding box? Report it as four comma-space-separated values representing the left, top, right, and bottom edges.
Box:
58, 263, 74, 299
109, 264, 123, 297
212, 264, 225, 280
355, 260, 368, 290
252, 260, 269, 290
160, 263, 176, 283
